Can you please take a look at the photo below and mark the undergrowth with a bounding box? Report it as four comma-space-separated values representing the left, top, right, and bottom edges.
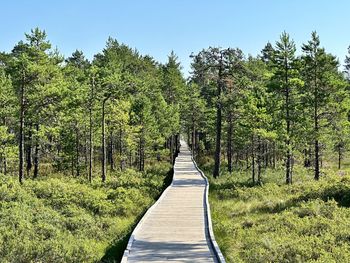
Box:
201, 157, 350, 263
0, 162, 171, 263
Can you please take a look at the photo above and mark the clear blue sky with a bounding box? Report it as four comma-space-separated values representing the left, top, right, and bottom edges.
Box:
1, 0, 349, 77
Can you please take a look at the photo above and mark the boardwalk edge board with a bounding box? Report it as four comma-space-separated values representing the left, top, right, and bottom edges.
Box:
192, 157, 227, 263
120, 178, 174, 263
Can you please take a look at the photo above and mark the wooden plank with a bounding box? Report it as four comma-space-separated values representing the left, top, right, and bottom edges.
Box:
122, 140, 219, 263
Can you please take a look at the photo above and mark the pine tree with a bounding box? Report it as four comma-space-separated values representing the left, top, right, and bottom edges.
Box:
273, 31, 298, 184
302, 31, 339, 180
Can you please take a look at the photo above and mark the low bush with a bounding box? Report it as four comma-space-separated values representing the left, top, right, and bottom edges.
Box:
0, 163, 171, 262
207, 162, 350, 263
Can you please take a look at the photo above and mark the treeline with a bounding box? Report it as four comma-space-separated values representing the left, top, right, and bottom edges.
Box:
187, 31, 350, 184
0, 28, 186, 183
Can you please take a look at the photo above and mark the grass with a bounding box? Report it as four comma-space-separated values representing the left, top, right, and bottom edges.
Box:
0, 162, 172, 263
200, 155, 350, 263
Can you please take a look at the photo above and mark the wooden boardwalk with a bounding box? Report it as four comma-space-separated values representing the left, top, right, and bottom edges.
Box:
122, 140, 224, 263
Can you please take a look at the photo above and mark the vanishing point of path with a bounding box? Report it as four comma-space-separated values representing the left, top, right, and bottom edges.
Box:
122, 140, 224, 262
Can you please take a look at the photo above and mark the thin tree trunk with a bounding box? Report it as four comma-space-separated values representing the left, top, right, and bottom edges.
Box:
19, 71, 25, 184
3, 157, 7, 175
33, 124, 39, 178
175, 134, 179, 154
314, 92, 320, 180
139, 128, 145, 172
314, 60, 320, 180
119, 128, 125, 171
264, 142, 268, 168
257, 139, 261, 184
303, 148, 309, 167
88, 76, 95, 183
252, 135, 255, 183
26, 128, 32, 177
85, 130, 88, 176
101, 99, 107, 182
71, 155, 74, 176
285, 64, 292, 184
187, 127, 190, 146
213, 63, 223, 178
129, 150, 132, 168
192, 123, 195, 156
76, 126, 80, 177
170, 135, 174, 163
273, 142, 276, 169
109, 130, 114, 171
227, 112, 233, 174
338, 147, 342, 169
246, 150, 249, 170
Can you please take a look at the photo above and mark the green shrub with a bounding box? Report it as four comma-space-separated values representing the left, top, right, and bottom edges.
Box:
208, 163, 350, 262
0, 162, 170, 262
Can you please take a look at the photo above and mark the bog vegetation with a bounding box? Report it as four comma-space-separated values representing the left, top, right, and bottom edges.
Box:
2, 27, 350, 262
202, 157, 350, 262
0, 164, 171, 262
0, 28, 184, 262
188, 32, 350, 262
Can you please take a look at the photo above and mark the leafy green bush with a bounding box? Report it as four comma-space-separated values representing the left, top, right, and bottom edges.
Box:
208, 165, 350, 263
0, 164, 170, 262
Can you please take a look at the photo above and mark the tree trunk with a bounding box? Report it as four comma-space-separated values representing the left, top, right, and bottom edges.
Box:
303, 148, 309, 167
246, 150, 249, 170
76, 126, 80, 177
252, 135, 255, 183
175, 134, 179, 154
314, 91, 320, 180
19, 72, 25, 184
85, 129, 88, 175
109, 130, 114, 171
139, 128, 145, 172
33, 124, 39, 178
187, 127, 190, 146
192, 123, 195, 156
227, 112, 233, 174
101, 99, 107, 182
71, 155, 74, 176
213, 62, 223, 178
170, 135, 174, 163
285, 67, 292, 184
3, 157, 7, 175
89, 76, 94, 183
313, 60, 320, 180
273, 142, 276, 169
119, 128, 126, 171
257, 139, 261, 184
264, 142, 268, 168
338, 146, 342, 170
26, 128, 32, 177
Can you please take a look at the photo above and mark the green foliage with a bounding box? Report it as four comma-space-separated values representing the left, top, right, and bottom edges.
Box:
0, 163, 170, 262
208, 164, 350, 263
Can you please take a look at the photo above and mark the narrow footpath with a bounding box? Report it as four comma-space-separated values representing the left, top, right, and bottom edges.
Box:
122, 140, 222, 262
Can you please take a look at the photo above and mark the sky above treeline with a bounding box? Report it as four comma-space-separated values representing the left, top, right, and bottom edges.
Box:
1, 0, 349, 77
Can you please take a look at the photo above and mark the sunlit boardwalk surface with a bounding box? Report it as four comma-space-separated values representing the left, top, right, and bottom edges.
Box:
122, 140, 221, 263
